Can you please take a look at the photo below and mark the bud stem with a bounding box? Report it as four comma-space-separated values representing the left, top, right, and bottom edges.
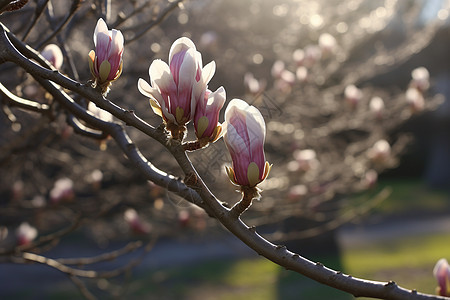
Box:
229, 186, 259, 219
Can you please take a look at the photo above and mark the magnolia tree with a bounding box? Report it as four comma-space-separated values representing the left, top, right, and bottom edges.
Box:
0, 0, 448, 299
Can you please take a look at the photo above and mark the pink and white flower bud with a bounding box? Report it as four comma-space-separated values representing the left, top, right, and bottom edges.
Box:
89, 18, 124, 88
344, 84, 362, 108
406, 87, 424, 113
224, 99, 271, 187
271, 60, 285, 79
293, 149, 319, 172
303, 44, 322, 68
124, 208, 151, 235
410, 67, 430, 92
11, 180, 24, 201
292, 49, 305, 66
41, 44, 63, 69
244, 72, 266, 95
288, 184, 308, 202
367, 139, 391, 164
362, 169, 378, 189
275, 70, 296, 94
138, 37, 215, 127
434, 258, 450, 296
318, 33, 337, 57
15, 222, 37, 246
194, 87, 226, 142
296, 66, 308, 82
369, 96, 385, 119
50, 177, 74, 204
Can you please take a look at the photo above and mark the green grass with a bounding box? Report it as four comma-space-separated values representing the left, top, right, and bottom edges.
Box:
371, 178, 449, 214
342, 232, 450, 296
125, 232, 449, 299
127, 256, 352, 300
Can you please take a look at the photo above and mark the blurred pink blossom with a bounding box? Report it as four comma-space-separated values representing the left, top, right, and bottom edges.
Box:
303, 44, 322, 68
344, 84, 362, 108
362, 169, 378, 189
15, 222, 37, 246
369, 96, 385, 119
271, 60, 285, 79
50, 177, 74, 204
292, 49, 305, 66
296, 66, 308, 83
318, 33, 337, 57
367, 139, 391, 164
124, 208, 151, 235
41, 44, 63, 69
288, 184, 308, 201
244, 72, 266, 95
410, 67, 430, 92
406, 87, 424, 113
289, 149, 319, 172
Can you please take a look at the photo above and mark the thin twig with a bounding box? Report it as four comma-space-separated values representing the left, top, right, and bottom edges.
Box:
69, 276, 97, 300
0, 81, 51, 113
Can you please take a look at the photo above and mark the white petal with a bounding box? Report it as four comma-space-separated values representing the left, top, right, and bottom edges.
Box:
224, 123, 248, 156
178, 48, 196, 90
94, 18, 108, 47
201, 61, 216, 85
169, 37, 196, 65
225, 99, 249, 123
137, 78, 153, 98
225, 99, 265, 145
208, 86, 226, 107
110, 29, 124, 54
244, 104, 266, 144
149, 60, 175, 91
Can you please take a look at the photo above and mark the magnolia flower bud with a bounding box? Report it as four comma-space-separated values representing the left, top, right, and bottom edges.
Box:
434, 258, 450, 296
369, 96, 385, 119
224, 99, 271, 188
271, 60, 285, 78
303, 44, 322, 67
50, 177, 74, 204
293, 149, 319, 172
193, 87, 225, 142
292, 49, 305, 66
124, 208, 151, 235
406, 87, 424, 113
89, 18, 124, 92
367, 139, 391, 164
15, 222, 37, 246
288, 184, 308, 201
318, 33, 337, 56
41, 44, 63, 69
362, 169, 378, 189
410, 67, 430, 92
296, 66, 308, 82
138, 37, 216, 134
244, 72, 266, 95
344, 84, 362, 108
